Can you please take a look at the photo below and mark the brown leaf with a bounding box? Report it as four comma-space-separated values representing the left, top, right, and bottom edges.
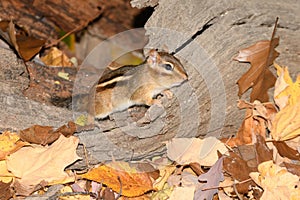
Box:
0, 180, 13, 200
273, 141, 300, 161
54, 121, 77, 138
224, 108, 266, 147
20, 125, 60, 145
234, 22, 279, 102
255, 135, 273, 164
223, 100, 277, 147
223, 151, 255, 194
20, 122, 76, 145
0, 20, 45, 61
81, 161, 154, 197
283, 162, 300, 177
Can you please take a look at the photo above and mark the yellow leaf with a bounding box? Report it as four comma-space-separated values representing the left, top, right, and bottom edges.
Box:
250, 161, 300, 200
81, 161, 154, 197
274, 63, 300, 108
153, 165, 176, 190
0, 131, 28, 160
0, 160, 14, 183
271, 100, 300, 141
41, 47, 73, 67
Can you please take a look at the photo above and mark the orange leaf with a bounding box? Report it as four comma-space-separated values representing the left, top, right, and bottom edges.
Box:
234, 20, 279, 102
224, 100, 276, 147
82, 161, 154, 197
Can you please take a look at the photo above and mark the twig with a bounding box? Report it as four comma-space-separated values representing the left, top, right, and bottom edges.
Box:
201, 178, 252, 191
115, 176, 122, 200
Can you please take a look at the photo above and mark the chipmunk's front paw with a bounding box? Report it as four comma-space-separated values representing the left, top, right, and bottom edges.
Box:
136, 103, 165, 126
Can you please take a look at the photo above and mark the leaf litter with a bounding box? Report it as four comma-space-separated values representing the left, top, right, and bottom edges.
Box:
1, 18, 300, 200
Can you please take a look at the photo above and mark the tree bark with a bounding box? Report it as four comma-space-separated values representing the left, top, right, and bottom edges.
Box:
0, 0, 299, 168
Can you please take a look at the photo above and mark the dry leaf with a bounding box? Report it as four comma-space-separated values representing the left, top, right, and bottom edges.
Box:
19, 122, 76, 145
166, 137, 228, 166
7, 135, 80, 196
41, 47, 73, 67
81, 161, 154, 197
274, 63, 300, 109
194, 157, 224, 200
272, 141, 300, 161
223, 151, 255, 194
234, 35, 279, 102
283, 162, 300, 177
0, 180, 13, 200
153, 165, 176, 190
255, 134, 273, 164
20, 125, 60, 145
250, 161, 300, 200
0, 131, 28, 160
0, 160, 14, 183
224, 100, 277, 146
271, 100, 300, 141
0, 20, 45, 61
169, 186, 195, 200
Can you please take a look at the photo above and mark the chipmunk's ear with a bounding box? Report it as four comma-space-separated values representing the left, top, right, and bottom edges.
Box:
147, 49, 161, 67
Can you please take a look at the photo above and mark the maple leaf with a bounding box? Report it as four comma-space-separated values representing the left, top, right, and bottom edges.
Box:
81, 161, 154, 197
271, 100, 300, 141
234, 20, 279, 102
6, 135, 80, 196
270, 64, 300, 141
250, 161, 300, 200
0, 131, 28, 160
166, 137, 228, 166
274, 63, 300, 109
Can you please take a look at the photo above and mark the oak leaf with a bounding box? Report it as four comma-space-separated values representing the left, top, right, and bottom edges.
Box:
234, 37, 279, 102
194, 157, 224, 200
81, 161, 154, 197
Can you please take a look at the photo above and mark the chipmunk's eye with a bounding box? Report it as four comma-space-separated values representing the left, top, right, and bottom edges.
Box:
163, 63, 173, 71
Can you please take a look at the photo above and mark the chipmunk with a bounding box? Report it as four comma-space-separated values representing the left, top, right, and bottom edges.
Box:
94, 49, 188, 119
